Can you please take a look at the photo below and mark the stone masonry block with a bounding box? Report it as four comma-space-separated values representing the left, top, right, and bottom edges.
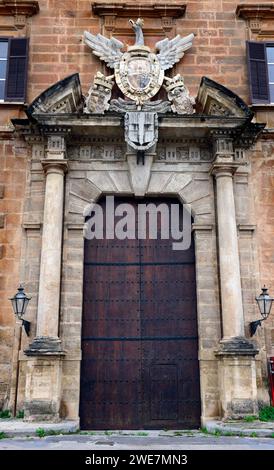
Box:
0, 214, 5, 229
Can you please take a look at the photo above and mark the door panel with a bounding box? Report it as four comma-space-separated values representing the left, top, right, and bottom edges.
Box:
80, 197, 201, 429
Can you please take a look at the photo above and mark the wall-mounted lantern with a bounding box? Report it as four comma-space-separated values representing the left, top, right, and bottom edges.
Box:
9, 285, 31, 336
250, 286, 273, 337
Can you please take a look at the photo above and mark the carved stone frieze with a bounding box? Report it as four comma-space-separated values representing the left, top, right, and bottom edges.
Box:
234, 148, 246, 161
32, 143, 45, 160
67, 143, 126, 161
156, 143, 211, 162
46, 135, 66, 159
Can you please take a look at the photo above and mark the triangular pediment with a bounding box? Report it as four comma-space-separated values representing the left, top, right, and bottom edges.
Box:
197, 76, 253, 119
26, 73, 83, 117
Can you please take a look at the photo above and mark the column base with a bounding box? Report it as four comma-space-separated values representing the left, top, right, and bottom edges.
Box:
216, 336, 259, 419
24, 336, 65, 356
217, 336, 258, 356
24, 355, 63, 422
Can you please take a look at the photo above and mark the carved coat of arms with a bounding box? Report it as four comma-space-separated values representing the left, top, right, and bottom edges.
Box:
84, 18, 195, 154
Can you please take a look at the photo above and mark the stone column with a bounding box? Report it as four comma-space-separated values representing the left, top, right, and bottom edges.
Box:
24, 135, 67, 421
27, 135, 68, 353
35, 160, 67, 346
214, 165, 244, 339
211, 136, 258, 419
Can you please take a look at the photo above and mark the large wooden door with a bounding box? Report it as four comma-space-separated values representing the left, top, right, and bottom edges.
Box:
80, 197, 201, 429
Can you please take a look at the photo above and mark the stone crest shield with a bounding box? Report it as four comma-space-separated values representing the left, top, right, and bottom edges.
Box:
115, 48, 164, 106
125, 111, 158, 151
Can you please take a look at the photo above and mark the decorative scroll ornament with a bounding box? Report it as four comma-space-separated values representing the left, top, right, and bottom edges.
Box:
84, 19, 194, 107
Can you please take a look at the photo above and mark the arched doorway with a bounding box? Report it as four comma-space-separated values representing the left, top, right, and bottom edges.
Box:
80, 197, 201, 429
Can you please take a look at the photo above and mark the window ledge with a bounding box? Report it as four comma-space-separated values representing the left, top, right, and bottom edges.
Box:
250, 104, 274, 110
0, 101, 26, 105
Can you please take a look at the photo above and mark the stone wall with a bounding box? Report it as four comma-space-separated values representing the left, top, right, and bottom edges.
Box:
0, 135, 28, 408
250, 140, 274, 359
25, 0, 258, 103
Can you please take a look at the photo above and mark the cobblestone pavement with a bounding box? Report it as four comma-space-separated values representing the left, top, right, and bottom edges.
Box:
0, 433, 274, 450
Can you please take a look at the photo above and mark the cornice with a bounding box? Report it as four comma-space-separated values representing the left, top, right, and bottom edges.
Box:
236, 3, 274, 19
92, 3, 186, 19
236, 4, 274, 36
0, 0, 39, 17
92, 2, 186, 35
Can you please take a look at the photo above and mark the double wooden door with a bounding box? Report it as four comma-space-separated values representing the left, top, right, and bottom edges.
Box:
80, 197, 201, 429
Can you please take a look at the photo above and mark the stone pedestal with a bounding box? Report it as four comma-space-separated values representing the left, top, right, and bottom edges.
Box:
216, 338, 258, 418
24, 356, 63, 421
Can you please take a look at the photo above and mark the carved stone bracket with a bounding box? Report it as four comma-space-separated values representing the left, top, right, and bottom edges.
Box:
0, 0, 39, 29
92, 2, 186, 37
236, 3, 274, 20
236, 3, 274, 36
0, 0, 39, 16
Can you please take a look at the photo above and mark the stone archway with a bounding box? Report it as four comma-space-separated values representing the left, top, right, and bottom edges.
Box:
65, 166, 220, 425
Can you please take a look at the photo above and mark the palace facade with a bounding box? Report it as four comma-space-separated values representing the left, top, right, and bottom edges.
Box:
0, 1, 274, 428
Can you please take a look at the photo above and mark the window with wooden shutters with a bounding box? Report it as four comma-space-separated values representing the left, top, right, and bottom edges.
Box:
247, 41, 274, 104
0, 37, 28, 102
266, 46, 274, 103
5, 38, 28, 102
247, 41, 269, 103
0, 39, 8, 101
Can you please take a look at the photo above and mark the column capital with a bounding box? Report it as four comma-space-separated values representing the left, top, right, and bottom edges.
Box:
210, 162, 240, 178
41, 159, 68, 175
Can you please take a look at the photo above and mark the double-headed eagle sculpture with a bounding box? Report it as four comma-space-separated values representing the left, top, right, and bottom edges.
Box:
84, 18, 194, 70
83, 19, 195, 153
84, 18, 194, 108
